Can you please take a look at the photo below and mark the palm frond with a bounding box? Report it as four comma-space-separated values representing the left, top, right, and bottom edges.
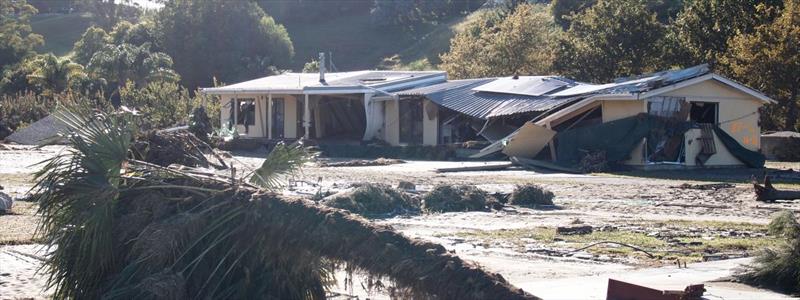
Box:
248, 142, 311, 190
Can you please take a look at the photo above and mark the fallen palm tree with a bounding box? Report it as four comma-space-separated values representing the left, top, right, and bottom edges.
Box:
33, 109, 537, 300
753, 175, 800, 202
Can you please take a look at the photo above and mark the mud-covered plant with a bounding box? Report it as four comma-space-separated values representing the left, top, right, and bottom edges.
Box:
321, 183, 419, 216
739, 210, 800, 293
32, 109, 538, 300
508, 184, 555, 207
422, 185, 499, 213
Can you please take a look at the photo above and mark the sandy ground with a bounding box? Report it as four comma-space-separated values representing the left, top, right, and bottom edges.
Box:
2, 145, 799, 299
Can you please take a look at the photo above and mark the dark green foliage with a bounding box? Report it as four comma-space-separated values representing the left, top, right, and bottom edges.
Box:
0, 0, 44, 70
71, 26, 110, 65
422, 185, 499, 213
189, 106, 213, 143
508, 185, 555, 207
553, 0, 670, 82
739, 211, 800, 293
119, 81, 191, 129
321, 183, 419, 216
154, 0, 293, 91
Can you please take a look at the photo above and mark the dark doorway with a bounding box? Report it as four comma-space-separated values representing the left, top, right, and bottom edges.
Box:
316, 96, 366, 141
271, 98, 284, 138
399, 99, 423, 144
690, 102, 718, 124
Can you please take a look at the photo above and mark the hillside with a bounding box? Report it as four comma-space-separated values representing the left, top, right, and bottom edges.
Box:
30, 13, 94, 57
26, 9, 483, 71
277, 10, 485, 71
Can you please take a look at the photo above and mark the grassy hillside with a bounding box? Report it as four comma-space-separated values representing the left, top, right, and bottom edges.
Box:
26, 9, 483, 71
30, 13, 94, 57
280, 10, 485, 71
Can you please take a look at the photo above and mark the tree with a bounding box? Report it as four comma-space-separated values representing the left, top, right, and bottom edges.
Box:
722, 0, 800, 131
440, 5, 559, 79
25, 54, 87, 95
552, 0, 669, 83
550, 0, 596, 29
672, 0, 784, 67
87, 43, 179, 98
0, 0, 44, 71
153, 0, 293, 91
72, 26, 110, 65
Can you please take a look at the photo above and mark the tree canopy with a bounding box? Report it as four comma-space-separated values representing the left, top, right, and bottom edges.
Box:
153, 0, 294, 90
0, 0, 44, 71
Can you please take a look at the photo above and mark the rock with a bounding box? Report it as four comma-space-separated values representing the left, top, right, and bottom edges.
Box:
556, 225, 593, 235
599, 225, 618, 232
0, 192, 12, 214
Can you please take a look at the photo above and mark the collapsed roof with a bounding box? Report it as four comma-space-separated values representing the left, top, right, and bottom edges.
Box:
396, 64, 773, 121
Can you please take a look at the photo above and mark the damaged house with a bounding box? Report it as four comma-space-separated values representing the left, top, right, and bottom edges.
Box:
202, 64, 772, 169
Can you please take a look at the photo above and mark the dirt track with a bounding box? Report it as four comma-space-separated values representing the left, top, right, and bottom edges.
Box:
2, 145, 799, 298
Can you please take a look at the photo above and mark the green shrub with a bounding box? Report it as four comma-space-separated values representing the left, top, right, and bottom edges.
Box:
321, 183, 418, 216
422, 185, 499, 213
508, 184, 555, 207
739, 210, 800, 293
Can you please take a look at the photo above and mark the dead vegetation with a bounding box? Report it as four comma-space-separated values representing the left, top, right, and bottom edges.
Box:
320, 183, 419, 216
508, 184, 555, 207
739, 211, 800, 293
31, 109, 537, 300
422, 185, 501, 213
131, 130, 228, 169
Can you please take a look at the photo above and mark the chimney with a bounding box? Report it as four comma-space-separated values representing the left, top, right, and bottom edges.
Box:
319, 52, 326, 83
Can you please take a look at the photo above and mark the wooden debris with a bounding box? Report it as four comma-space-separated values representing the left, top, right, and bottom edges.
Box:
753, 175, 800, 202
673, 183, 735, 190
320, 157, 405, 167
435, 163, 513, 173
556, 225, 593, 235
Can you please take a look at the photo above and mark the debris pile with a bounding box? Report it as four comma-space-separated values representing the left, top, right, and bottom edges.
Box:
0, 191, 12, 214
32, 109, 538, 300
188, 106, 213, 144
578, 150, 608, 173
131, 130, 227, 169
321, 183, 419, 216
508, 184, 555, 207
319, 157, 405, 167
422, 185, 501, 212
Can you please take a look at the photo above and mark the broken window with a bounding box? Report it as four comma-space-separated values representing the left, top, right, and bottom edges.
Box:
690, 102, 718, 124
235, 98, 255, 126
399, 99, 423, 144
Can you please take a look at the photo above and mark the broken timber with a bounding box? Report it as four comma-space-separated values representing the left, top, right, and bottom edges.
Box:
435, 163, 513, 173
753, 175, 800, 202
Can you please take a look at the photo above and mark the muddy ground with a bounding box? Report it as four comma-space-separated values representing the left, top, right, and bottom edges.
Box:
2, 145, 799, 299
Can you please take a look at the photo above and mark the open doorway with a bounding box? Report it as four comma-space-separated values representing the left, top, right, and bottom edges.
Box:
399, 99, 423, 145
316, 95, 366, 142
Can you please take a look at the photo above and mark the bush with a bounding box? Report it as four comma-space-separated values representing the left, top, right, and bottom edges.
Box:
0, 92, 82, 139
508, 184, 555, 207
738, 210, 800, 293
321, 183, 418, 216
119, 81, 192, 130
422, 185, 499, 213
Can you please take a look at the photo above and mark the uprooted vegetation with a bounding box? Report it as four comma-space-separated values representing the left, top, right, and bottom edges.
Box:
32, 109, 537, 300
508, 184, 555, 207
131, 130, 228, 169
422, 185, 501, 213
738, 211, 800, 293
320, 183, 419, 216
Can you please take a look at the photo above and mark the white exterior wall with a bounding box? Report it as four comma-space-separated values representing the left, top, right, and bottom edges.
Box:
423, 100, 438, 145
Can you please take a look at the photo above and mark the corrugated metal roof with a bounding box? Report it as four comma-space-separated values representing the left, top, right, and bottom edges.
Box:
398, 78, 574, 119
